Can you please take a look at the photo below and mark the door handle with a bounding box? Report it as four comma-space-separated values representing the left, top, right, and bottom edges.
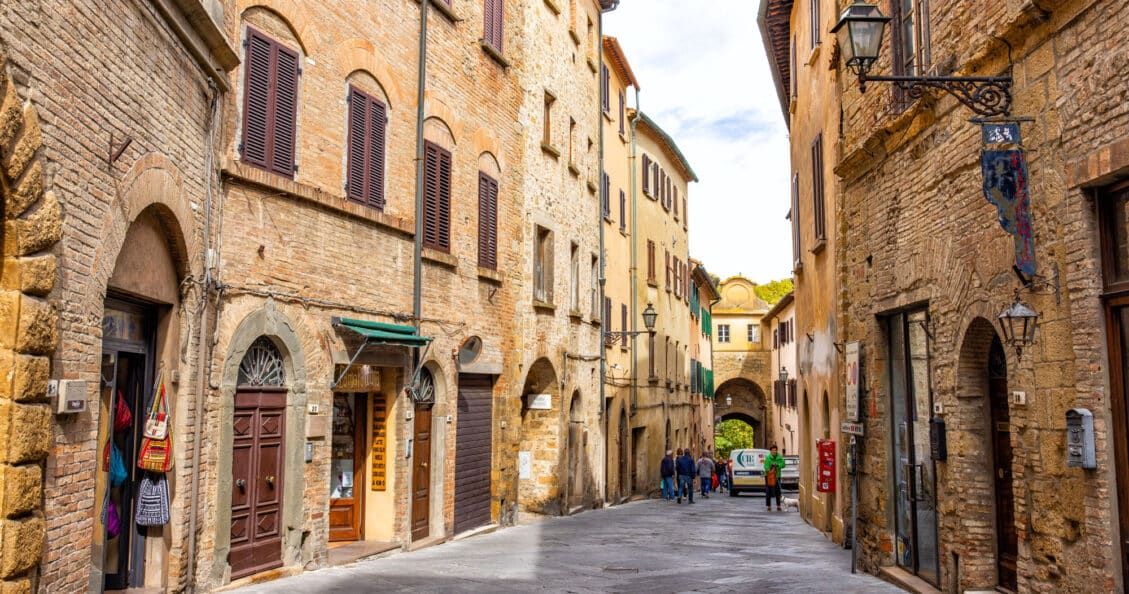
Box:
265, 475, 275, 487
421, 462, 428, 468
236, 479, 246, 490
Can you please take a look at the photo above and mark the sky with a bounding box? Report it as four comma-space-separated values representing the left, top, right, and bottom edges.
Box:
604, 0, 792, 285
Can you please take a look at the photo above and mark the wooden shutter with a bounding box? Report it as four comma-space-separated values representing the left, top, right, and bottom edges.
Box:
602, 172, 610, 217
424, 142, 452, 252
682, 193, 687, 230
812, 133, 826, 241
618, 92, 625, 135
241, 30, 272, 169
673, 185, 679, 218
665, 250, 671, 292
618, 190, 626, 231
484, 0, 504, 51
647, 240, 655, 282
346, 88, 387, 209
620, 304, 628, 348
652, 164, 659, 199
478, 172, 499, 269
271, 42, 299, 176
642, 154, 650, 195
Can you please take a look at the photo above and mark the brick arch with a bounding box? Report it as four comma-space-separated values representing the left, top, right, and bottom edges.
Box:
88, 153, 195, 311
334, 38, 405, 109
236, 0, 319, 55
472, 127, 505, 172
716, 377, 769, 448
424, 94, 464, 142
0, 48, 61, 594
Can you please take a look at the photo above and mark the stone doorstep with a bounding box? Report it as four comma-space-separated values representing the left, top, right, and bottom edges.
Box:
328, 540, 400, 566
450, 523, 499, 542
878, 565, 941, 594
406, 534, 451, 552
213, 566, 302, 592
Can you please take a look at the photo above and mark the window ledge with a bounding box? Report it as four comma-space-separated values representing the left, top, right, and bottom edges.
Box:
568, 162, 580, 176
587, 56, 597, 74
480, 40, 510, 68
619, 132, 628, 143
647, 279, 657, 288
414, 0, 461, 23
619, 228, 628, 237
603, 215, 613, 224
590, 317, 602, 328
568, 310, 584, 323
810, 238, 827, 255
569, 29, 581, 46
541, 143, 561, 159
793, 261, 804, 274
543, 0, 561, 14
807, 43, 822, 66
533, 299, 556, 312
423, 247, 458, 269
586, 180, 597, 194
477, 266, 503, 284
648, 376, 659, 385
221, 160, 414, 237
602, 110, 613, 122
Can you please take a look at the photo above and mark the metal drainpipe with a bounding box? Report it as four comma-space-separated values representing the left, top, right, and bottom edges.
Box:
408, 0, 430, 544
629, 89, 641, 417
597, 7, 608, 508
186, 80, 219, 592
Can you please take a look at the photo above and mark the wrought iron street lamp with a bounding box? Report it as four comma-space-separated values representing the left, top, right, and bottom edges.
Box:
604, 302, 658, 347
831, 1, 1013, 116
725, 394, 733, 408
998, 290, 1038, 357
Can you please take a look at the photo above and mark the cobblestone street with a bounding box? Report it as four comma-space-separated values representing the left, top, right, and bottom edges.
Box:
234, 492, 900, 593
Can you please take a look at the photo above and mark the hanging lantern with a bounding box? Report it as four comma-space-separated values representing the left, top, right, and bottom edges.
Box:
997, 291, 1038, 357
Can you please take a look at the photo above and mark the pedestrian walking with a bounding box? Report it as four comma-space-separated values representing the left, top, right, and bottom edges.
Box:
764, 444, 786, 511
716, 456, 728, 493
676, 447, 696, 504
660, 450, 676, 501
697, 453, 714, 498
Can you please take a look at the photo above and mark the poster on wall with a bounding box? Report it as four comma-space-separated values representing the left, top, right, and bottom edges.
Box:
371, 395, 386, 491
845, 341, 860, 423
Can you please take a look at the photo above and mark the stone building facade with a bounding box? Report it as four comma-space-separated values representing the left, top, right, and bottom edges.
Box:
758, 0, 844, 539
764, 292, 799, 457
710, 276, 772, 448
689, 260, 719, 453
767, 0, 1129, 591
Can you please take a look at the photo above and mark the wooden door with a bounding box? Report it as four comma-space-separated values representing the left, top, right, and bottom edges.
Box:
330, 393, 365, 542
619, 414, 629, 500
988, 339, 1017, 592
229, 389, 286, 580
1108, 298, 1129, 586
411, 405, 432, 541
454, 374, 493, 534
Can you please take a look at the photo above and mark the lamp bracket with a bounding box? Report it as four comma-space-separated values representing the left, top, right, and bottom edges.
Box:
832, 341, 845, 354
861, 73, 1013, 117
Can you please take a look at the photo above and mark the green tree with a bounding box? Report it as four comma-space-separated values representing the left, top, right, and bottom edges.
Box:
754, 278, 794, 305
714, 419, 755, 459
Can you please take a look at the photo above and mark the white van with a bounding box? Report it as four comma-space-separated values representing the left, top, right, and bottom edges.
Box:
728, 448, 769, 496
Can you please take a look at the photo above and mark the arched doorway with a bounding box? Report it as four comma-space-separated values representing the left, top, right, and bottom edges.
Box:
987, 336, 1016, 591
566, 391, 585, 510
715, 378, 769, 448
519, 358, 561, 514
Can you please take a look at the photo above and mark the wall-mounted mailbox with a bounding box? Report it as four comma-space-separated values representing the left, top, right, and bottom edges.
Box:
929, 416, 947, 461
1066, 408, 1096, 470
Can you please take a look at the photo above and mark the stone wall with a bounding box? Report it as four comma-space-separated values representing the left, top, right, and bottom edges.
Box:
836, 1, 1123, 590
0, 46, 60, 594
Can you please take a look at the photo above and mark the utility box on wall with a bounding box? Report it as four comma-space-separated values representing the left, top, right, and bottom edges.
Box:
1066, 408, 1096, 470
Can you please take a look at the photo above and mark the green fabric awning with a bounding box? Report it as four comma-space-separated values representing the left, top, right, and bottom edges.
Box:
334, 317, 432, 347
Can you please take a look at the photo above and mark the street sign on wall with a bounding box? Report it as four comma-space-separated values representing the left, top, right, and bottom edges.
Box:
845, 342, 861, 422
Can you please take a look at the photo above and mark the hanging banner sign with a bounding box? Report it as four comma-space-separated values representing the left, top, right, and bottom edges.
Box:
371, 395, 387, 491
845, 341, 861, 423
980, 121, 1035, 276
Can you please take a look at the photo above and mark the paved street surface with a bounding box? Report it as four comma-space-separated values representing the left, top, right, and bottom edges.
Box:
236, 491, 900, 593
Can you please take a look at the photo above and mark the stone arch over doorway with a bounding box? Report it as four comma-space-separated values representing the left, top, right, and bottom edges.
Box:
210, 304, 308, 586
715, 378, 769, 448
954, 317, 1016, 590
518, 357, 560, 514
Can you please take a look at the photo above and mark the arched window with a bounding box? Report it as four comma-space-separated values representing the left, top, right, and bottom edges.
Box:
238, 337, 285, 387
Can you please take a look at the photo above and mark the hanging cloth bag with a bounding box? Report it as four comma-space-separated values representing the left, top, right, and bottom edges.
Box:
109, 442, 128, 488
138, 375, 174, 472
135, 473, 170, 526
105, 496, 121, 539
113, 391, 132, 433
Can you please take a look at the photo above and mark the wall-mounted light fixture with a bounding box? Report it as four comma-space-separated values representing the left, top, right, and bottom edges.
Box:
998, 289, 1038, 358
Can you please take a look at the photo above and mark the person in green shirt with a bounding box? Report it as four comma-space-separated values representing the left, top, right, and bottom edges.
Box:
763, 444, 786, 511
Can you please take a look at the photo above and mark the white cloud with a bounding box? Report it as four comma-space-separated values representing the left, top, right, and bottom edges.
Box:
604, 0, 793, 284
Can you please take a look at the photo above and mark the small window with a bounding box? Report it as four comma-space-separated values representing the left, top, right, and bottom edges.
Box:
618, 190, 626, 232
620, 304, 628, 351
346, 86, 387, 209
534, 226, 553, 303
812, 133, 826, 243
665, 250, 671, 293
602, 172, 611, 218
809, 0, 820, 49
603, 297, 613, 346
477, 172, 499, 269
543, 92, 555, 146
747, 324, 760, 344
570, 242, 580, 312
618, 91, 625, 135
646, 240, 657, 285
673, 184, 679, 220
718, 324, 730, 343
590, 255, 599, 319
600, 63, 610, 113
483, 0, 504, 52
642, 154, 651, 196
423, 141, 452, 252
241, 28, 300, 177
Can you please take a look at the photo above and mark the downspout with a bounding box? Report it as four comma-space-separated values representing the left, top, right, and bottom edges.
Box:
186, 80, 219, 592
629, 90, 641, 417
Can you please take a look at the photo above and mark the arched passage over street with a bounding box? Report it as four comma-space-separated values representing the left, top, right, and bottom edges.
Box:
715, 378, 769, 449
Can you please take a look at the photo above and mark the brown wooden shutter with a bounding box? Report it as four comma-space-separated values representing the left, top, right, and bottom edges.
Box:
346, 88, 368, 202
241, 29, 272, 169
647, 240, 655, 282
478, 172, 499, 269
812, 133, 825, 241
424, 141, 452, 252
368, 97, 387, 209
620, 303, 628, 345
484, 0, 504, 51
618, 190, 626, 231
271, 42, 300, 176
665, 250, 671, 292
682, 194, 687, 230
642, 154, 650, 195
618, 92, 625, 134
673, 185, 679, 217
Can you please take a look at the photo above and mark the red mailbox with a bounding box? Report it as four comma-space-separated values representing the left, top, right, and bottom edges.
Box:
817, 439, 836, 493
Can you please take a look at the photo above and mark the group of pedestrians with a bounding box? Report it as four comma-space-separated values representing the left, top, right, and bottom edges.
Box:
659, 448, 729, 504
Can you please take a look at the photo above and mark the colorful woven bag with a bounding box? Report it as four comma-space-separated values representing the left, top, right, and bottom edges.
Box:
137, 376, 173, 473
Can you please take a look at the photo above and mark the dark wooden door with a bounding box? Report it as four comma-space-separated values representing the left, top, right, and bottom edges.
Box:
454, 374, 493, 535
619, 414, 629, 500
330, 393, 365, 542
230, 389, 286, 580
411, 405, 432, 541
989, 339, 1017, 592
1108, 299, 1129, 587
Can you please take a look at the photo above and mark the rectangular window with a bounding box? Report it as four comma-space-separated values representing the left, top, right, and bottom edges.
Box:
483, 0, 504, 52
665, 250, 671, 293
570, 242, 580, 312
791, 173, 802, 270
423, 141, 452, 252
650, 242, 660, 286
618, 91, 625, 135
601, 63, 610, 113
642, 154, 651, 196
603, 296, 613, 347
648, 332, 657, 379
809, 0, 820, 49
602, 172, 611, 218
812, 133, 826, 243
242, 28, 300, 177
673, 184, 679, 220
346, 86, 387, 209
892, 0, 931, 108
477, 172, 498, 269
590, 255, 599, 320
569, 117, 576, 164
620, 304, 628, 351
542, 92, 555, 146
718, 324, 730, 343
747, 324, 760, 344
652, 164, 660, 200
619, 190, 626, 232
534, 226, 553, 303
